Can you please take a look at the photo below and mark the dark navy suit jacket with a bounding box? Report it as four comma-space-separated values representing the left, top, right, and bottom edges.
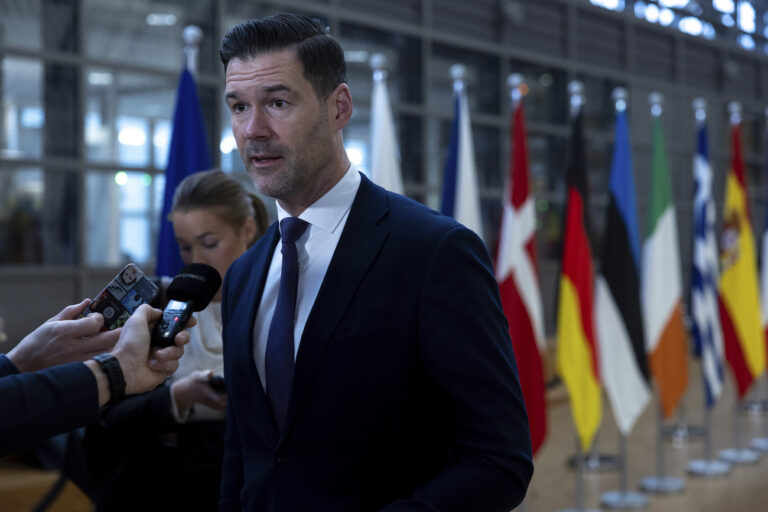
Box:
0, 354, 98, 457
219, 174, 533, 511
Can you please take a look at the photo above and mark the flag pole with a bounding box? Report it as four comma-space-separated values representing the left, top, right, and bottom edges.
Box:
508, 72, 523, 109
563, 79, 618, 475
507, 73, 527, 512
183, 25, 202, 77
753, 376, 768, 450
502, 72, 549, 511
639, 92, 686, 495
155, 25, 212, 277
558, 80, 600, 512
686, 97, 731, 477
368, 52, 404, 195
750, 105, 768, 453
598, 87, 649, 510
718, 101, 763, 466
663, 392, 706, 442
559, 437, 601, 512
441, 64, 484, 240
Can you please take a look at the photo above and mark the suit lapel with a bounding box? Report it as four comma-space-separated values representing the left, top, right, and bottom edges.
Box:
282, 176, 390, 437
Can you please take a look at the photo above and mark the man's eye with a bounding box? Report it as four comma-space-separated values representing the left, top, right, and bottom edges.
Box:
272, 99, 287, 108
232, 103, 246, 112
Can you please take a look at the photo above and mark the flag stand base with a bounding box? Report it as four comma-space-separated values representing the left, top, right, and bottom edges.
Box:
750, 437, 768, 451
686, 458, 730, 477
662, 422, 706, 443
718, 448, 761, 464
739, 398, 768, 417
599, 491, 649, 509
639, 476, 685, 494
567, 453, 620, 472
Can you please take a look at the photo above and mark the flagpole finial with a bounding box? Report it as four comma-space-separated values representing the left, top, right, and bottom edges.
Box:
508, 73, 525, 105
611, 87, 628, 113
692, 97, 707, 123
369, 53, 388, 82
567, 80, 585, 115
728, 101, 742, 125
183, 25, 203, 76
648, 92, 663, 117
450, 64, 467, 93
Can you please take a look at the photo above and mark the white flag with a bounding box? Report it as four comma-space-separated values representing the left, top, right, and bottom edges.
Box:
370, 71, 403, 195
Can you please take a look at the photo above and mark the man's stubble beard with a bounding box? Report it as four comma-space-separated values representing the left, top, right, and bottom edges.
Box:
242, 110, 333, 202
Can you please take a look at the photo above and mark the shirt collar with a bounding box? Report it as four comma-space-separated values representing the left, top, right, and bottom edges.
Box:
275, 165, 361, 234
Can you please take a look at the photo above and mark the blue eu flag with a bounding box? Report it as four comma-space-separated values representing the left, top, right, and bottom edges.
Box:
156, 68, 212, 277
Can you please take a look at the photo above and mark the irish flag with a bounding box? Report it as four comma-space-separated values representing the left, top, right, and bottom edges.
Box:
719, 109, 765, 397
642, 111, 688, 418
496, 98, 547, 455
556, 107, 601, 452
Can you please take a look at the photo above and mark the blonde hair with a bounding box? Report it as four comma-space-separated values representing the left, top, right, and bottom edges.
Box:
170, 169, 269, 246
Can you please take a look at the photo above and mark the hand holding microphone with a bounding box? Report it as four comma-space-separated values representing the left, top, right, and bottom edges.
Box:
151, 263, 222, 347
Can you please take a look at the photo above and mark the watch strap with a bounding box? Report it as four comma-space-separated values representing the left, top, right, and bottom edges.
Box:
92, 353, 126, 405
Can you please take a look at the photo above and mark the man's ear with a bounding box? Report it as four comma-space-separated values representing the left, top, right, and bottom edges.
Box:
329, 83, 353, 129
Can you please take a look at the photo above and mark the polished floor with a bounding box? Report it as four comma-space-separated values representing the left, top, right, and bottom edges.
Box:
526, 358, 768, 511
2, 360, 768, 511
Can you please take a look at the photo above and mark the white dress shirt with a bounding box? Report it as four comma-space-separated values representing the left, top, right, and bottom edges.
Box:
252, 167, 361, 390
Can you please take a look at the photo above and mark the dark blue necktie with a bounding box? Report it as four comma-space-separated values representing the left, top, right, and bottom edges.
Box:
265, 217, 309, 431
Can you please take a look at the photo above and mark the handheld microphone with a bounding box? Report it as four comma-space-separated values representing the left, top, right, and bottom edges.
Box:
151, 263, 222, 347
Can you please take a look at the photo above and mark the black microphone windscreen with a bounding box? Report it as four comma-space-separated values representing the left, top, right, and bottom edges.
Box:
166, 263, 222, 311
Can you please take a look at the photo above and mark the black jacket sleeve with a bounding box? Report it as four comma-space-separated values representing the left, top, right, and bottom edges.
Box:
0, 361, 99, 457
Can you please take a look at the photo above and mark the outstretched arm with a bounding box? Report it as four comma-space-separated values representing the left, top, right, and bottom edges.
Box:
8, 299, 120, 373
0, 304, 192, 456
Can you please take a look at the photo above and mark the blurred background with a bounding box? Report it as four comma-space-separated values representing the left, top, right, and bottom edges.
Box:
1, 0, 768, 353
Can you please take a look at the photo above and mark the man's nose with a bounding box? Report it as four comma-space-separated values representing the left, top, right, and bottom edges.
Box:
243, 109, 271, 140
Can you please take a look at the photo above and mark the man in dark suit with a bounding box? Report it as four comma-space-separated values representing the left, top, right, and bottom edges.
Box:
219, 13, 533, 511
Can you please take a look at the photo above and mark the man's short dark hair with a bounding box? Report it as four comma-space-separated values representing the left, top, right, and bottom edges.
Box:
220, 13, 347, 100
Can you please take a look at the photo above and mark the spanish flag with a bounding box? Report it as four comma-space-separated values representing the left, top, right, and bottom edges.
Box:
719, 112, 765, 398
557, 107, 601, 452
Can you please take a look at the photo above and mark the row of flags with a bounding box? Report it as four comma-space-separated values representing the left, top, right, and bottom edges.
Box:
553, 90, 768, 456
157, 58, 768, 461
367, 66, 768, 459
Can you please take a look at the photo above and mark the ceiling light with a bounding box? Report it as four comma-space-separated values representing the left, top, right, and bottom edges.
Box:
146, 13, 177, 26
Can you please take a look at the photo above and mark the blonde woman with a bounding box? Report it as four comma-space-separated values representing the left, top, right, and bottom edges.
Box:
81, 170, 268, 512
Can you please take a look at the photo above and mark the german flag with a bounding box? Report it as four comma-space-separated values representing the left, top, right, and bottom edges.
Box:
556, 107, 601, 452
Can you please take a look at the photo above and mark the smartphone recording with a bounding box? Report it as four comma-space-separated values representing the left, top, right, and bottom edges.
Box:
83, 263, 159, 330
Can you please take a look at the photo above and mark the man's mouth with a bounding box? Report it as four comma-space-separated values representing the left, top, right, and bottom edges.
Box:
252, 155, 280, 163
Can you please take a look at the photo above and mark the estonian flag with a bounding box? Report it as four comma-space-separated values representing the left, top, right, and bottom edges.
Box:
594, 106, 650, 435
